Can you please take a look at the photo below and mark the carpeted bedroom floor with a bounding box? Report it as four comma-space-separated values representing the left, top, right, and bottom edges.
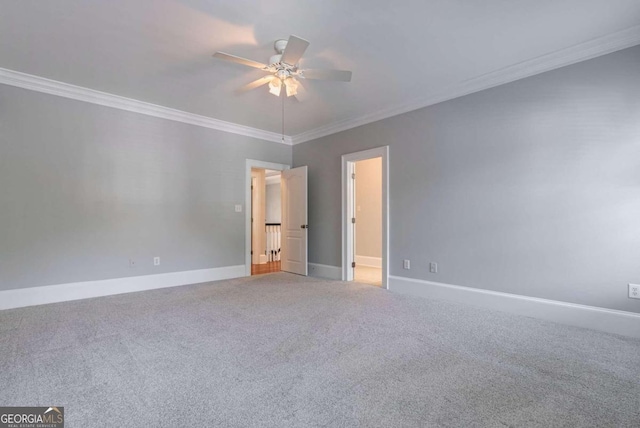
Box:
1, 273, 639, 427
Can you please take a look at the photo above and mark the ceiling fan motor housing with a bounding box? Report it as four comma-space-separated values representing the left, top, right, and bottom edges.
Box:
269, 54, 283, 66
273, 39, 288, 54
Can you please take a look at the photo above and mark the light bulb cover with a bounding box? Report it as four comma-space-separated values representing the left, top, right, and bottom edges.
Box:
268, 78, 282, 97
284, 78, 298, 97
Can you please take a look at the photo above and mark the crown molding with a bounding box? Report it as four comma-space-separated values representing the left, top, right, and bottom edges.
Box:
0, 67, 293, 145
291, 25, 640, 145
2, 25, 639, 148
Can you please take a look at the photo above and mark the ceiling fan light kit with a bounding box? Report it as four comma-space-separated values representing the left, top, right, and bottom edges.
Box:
213, 35, 352, 100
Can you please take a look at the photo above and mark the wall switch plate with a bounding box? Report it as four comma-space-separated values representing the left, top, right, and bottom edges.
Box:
235, 204, 242, 212
154, 257, 160, 266
629, 284, 640, 299
430, 262, 438, 273
129, 259, 136, 268
403, 260, 410, 270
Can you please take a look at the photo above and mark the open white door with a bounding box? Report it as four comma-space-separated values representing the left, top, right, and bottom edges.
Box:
281, 166, 308, 276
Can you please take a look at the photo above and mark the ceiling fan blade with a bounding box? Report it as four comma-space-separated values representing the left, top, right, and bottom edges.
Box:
300, 68, 352, 82
236, 75, 275, 94
281, 35, 310, 66
294, 79, 310, 102
213, 52, 269, 70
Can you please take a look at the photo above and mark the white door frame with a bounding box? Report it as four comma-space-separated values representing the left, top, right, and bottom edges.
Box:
245, 159, 290, 276
341, 146, 389, 289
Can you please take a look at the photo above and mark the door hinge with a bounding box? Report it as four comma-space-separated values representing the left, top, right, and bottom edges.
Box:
352, 262, 356, 268
251, 250, 253, 255
351, 217, 356, 224
251, 185, 253, 190
351, 173, 355, 179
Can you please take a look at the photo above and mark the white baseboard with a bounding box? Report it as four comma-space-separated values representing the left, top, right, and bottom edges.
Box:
389, 276, 640, 338
355, 255, 382, 268
0, 265, 245, 311
308, 263, 342, 280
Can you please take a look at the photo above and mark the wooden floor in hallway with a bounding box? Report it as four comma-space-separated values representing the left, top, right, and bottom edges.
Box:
354, 265, 382, 287
251, 261, 281, 275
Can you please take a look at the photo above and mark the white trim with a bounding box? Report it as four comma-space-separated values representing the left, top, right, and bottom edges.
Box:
245, 160, 291, 276
342, 146, 389, 289
308, 263, 342, 280
0, 68, 292, 145
291, 25, 640, 144
389, 275, 640, 339
343, 161, 356, 283
355, 255, 382, 268
0, 265, 245, 311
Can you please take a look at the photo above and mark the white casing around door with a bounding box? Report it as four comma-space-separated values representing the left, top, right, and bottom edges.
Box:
281, 166, 308, 276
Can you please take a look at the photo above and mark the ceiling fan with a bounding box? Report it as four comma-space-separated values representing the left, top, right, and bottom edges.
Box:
213, 35, 352, 100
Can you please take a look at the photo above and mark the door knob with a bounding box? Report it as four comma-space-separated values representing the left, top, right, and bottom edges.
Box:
300, 225, 308, 229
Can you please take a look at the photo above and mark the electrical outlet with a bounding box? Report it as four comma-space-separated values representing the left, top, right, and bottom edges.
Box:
235, 204, 242, 212
154, 257, 160, 266
129, 259, 136, 268
430, 262, 438, 273
403, 260, 410, 270
629, 284, 640, 299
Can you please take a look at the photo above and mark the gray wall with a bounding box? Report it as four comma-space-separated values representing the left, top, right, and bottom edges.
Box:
0, 85, 291, 291
293, 45, 640, 313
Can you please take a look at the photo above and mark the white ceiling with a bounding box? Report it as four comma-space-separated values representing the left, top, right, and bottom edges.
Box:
2, 0, 640, 139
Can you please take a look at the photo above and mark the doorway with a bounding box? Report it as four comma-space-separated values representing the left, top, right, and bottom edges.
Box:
342, 147, 389, 289
353, 157, 383, 286
245, 160, 308, 278
245, 160, 290, 276
251, 168, 282, 275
